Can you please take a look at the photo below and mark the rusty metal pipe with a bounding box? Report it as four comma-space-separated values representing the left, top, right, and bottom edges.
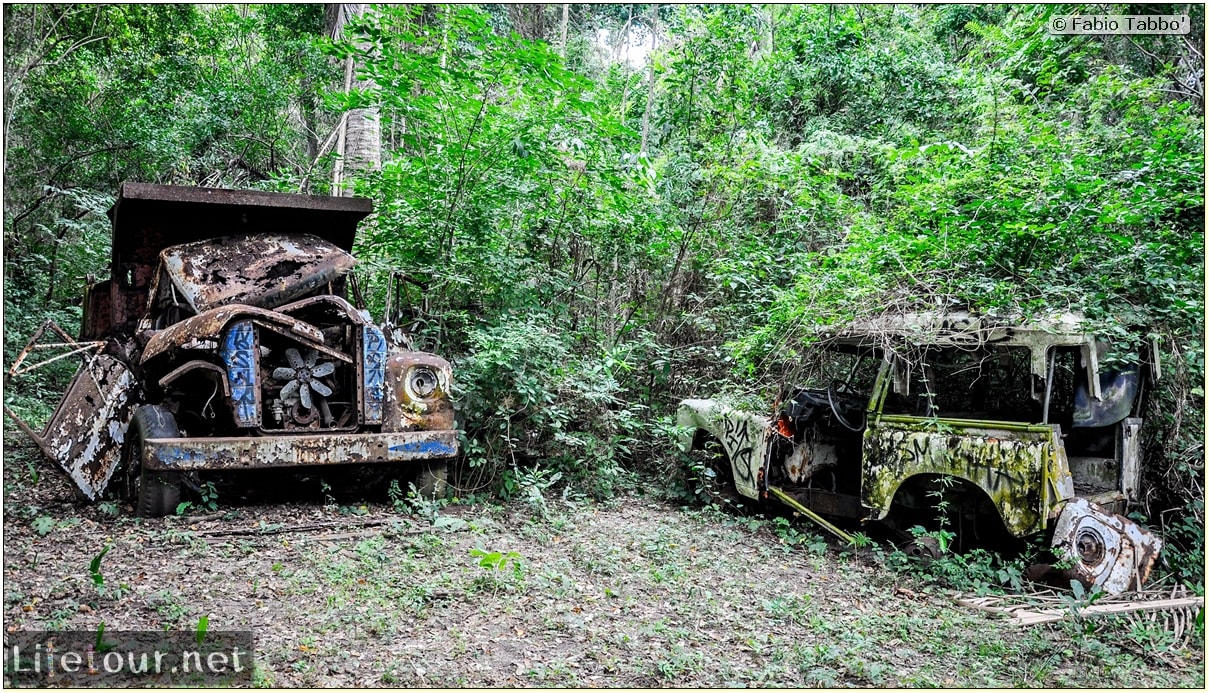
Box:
768, 485, 856, 545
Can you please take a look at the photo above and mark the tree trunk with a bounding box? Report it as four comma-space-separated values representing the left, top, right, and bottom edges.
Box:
617, 5, 633, 127
508, 4, 547, 42
559, 3, 569, 57
640, 4, 659, 156
328, 3, 380, 197
766, 4, 775, 56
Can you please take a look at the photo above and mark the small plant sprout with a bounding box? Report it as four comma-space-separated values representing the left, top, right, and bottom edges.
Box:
89, 545, 111, 589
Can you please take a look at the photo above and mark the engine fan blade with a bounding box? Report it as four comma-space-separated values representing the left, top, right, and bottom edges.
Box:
286, 347, 305, 369
280, 379, 300, 402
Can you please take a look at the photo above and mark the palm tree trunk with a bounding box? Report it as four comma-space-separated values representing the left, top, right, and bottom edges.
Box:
640, 4, 658, 156
328, 3, 380, 197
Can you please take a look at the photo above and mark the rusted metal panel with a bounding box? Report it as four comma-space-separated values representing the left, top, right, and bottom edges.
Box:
81, 278, 113, 340
140, 304, 324, 364
278, 294, 370, 325
143, 430, 458, 471
384, 352, 455, 432
153, 234, 356, 314
1052, 497, 1163, 594
109, 183, 370, 275
861, 418, 1063, 537
39, 355, 138, 500
360, 325, 388, 425
675, 399, 767, 500
219, 320, 260, 427
158, 360, 230, 396
106, 185, 370, 339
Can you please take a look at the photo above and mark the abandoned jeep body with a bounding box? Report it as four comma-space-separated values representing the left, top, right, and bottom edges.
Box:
678, 312, 1163, 594
8, 183, 457, 516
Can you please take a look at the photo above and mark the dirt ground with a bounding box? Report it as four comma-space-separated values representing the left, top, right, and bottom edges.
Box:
3, 434, 1204, 687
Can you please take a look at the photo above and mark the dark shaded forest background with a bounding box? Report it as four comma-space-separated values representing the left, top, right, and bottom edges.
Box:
3, 4, 1204, 583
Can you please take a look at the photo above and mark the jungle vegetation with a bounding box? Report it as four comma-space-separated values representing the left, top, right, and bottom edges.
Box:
2, 4, 1204, 584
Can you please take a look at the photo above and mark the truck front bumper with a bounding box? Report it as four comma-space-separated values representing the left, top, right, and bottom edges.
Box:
143, 430, 458, 471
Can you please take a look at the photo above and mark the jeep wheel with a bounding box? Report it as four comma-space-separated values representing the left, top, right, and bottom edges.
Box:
415, 461, 448, 500
687, 433, 746, 510
122, 405, 182, 518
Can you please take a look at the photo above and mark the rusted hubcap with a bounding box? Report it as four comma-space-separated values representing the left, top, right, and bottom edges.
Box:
1075, 528, 1106, 565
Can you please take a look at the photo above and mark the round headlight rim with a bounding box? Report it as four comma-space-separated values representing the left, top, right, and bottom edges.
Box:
407, 365, 441, 399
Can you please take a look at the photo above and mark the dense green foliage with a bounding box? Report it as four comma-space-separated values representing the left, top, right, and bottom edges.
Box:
4, 4, 1203, 583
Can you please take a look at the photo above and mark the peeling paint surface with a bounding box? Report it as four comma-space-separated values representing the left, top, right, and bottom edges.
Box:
41, 356, 137, 500
676, 399, 767, 500
141, 304, 324, 363
1052, 497, 1163, 594
384, 353, 455, 432
155, 234, 355, 313
144, 430, 458, 470
862, 419, 1061, 537
220, 320, 259, 427
361, 325, 388, 424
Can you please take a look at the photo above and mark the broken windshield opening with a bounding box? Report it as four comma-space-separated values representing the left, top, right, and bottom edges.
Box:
793, 346, 882, 394
883, 346, 1038, 422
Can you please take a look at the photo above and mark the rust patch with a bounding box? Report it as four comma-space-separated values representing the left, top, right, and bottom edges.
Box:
150, 234, 356, 314
19, 355, 137, 500
143, 430, 458, 470
277, 294, 369, 325
1052, 497, 1163, 594
384, 353, 455, 432
140, 304, 324, 363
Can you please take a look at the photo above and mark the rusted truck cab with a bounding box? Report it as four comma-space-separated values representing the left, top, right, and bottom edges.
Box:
11, 183, 457, 516
678, 312, 1163, 594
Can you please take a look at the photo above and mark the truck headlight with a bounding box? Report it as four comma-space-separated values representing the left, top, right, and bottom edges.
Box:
408, 366, 440, 399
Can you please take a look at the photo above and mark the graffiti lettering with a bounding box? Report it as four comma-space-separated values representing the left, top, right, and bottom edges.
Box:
869, 428, 1033, 495
722, 416, 755, 484
953, 435, 1029, 492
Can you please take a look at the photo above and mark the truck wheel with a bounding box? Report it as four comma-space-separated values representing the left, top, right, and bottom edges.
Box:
123, 405, 181, 518
415, 462, 448, 500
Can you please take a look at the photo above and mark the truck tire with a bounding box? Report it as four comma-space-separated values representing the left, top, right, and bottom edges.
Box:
415, 461, 448, 500
124, 405, 182, 518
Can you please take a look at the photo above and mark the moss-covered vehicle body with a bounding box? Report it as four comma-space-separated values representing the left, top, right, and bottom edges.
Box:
678, 312, 1163, 594
5, 183, 457, 516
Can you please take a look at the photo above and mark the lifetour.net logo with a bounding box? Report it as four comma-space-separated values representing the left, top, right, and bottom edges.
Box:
3, 630, 253, 687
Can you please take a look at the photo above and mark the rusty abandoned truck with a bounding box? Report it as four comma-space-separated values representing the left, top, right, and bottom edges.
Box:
5, 183, 457, 516
678, 312, 1164, 594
